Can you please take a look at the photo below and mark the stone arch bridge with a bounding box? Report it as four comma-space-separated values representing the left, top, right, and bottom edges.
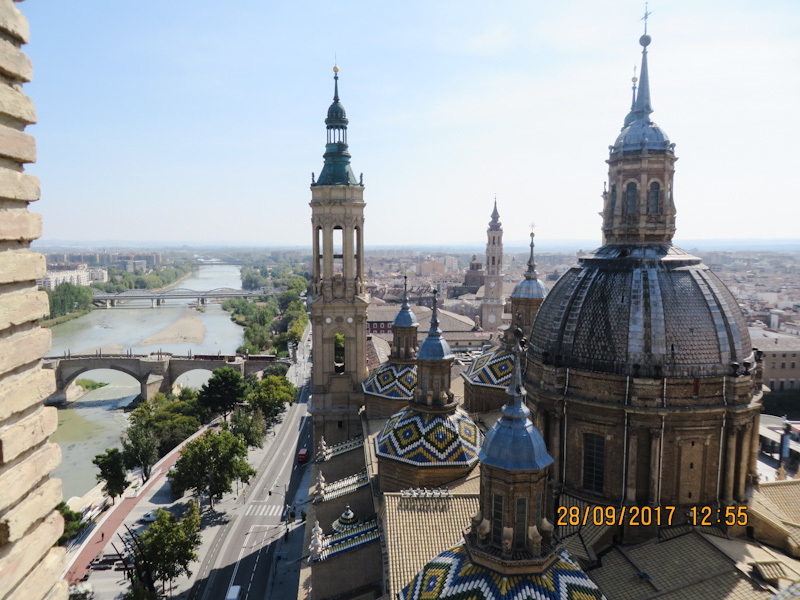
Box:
43, 353, 288, 403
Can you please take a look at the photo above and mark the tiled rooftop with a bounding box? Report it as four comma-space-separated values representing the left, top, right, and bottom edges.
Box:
383, 492, 479, 599
588, 531, 776, 600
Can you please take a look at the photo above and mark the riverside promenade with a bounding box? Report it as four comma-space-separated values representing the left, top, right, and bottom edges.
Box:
63, 419, 216, 585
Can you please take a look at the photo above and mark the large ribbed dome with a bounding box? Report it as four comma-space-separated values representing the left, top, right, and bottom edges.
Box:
529, 245, 753, 378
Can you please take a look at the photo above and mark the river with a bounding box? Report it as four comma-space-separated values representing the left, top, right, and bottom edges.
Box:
49, 264, 246, 502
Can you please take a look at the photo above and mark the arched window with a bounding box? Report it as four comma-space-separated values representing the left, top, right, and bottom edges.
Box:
491, 256, 495, 266
491, 493, 504, 545
625, 183, 638, 215
334, 332, 346, 374
610, 184, 617, 214
648, 182, 661, 214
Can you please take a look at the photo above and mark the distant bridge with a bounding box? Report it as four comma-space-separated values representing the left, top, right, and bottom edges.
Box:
92, 287, 276, 307
43, 352, 290, 403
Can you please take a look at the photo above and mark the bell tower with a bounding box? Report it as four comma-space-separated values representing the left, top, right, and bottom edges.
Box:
481, 199, 505, 330
309, 66, 369, 446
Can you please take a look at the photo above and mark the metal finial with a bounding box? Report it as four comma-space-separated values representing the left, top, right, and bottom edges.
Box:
332, 63, 340, 102
641, 2, 652, 35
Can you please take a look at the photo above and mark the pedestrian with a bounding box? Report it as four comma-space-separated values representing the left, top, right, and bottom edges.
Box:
101, 532, 104, 541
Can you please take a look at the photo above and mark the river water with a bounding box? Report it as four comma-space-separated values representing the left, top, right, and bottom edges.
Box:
49, 265, 246, 502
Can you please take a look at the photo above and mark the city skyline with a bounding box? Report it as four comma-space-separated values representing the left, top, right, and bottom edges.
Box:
24, 0, 800, 246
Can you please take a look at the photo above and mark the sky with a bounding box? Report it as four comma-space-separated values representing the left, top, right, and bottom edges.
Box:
22, 1, 800, 249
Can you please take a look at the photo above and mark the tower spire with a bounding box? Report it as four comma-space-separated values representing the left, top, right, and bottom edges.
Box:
524, 228, 539, 280
633, 33, 653, 118
314, 65, 359, 187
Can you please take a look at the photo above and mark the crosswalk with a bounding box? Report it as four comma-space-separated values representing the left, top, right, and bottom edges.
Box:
245, 503, 283, 518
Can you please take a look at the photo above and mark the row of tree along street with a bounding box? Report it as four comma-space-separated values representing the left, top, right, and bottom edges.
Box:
62, 365, 296, 599
223, 261, 310, 355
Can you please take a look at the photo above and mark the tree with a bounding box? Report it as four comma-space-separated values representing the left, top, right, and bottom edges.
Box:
230, 407, 266, 449
170, 430, 255, 509
197, 367, 246, 419
138, 501, 201, 593
92, 448, 127, 504
56, 502, 83, 546
247, 375, 295, 422
122, 421, 159, 482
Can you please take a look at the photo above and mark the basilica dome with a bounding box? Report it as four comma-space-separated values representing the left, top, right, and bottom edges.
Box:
529, 244, 752, 378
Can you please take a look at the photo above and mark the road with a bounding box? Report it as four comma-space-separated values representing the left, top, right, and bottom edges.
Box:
188, 329, 313, 600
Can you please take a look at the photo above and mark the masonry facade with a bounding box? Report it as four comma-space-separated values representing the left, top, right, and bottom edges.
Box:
0, 2, 67, 598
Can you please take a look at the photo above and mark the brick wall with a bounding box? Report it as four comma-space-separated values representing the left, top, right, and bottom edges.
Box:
0, 2, 66, 599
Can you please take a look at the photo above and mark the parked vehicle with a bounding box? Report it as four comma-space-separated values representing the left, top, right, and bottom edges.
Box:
225, 585, 241, 600
139, 510, 158, 523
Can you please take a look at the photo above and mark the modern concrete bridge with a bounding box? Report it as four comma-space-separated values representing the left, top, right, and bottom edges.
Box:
91, 287, 276, 307
43, 353, 289, 403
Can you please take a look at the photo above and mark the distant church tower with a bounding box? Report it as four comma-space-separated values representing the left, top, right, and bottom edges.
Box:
481, 200, 504, 330
309, 67, 369, 446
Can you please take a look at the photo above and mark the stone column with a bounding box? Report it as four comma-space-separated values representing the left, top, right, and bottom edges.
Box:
749, 413, 760, 484
737, 423, 752, 501
649, 428, 661, 504
357, 224, 364, 281
724, 426, 737, 504
626, 428, 638, 503
312, 223, 320, 281
343, 224, 353, 280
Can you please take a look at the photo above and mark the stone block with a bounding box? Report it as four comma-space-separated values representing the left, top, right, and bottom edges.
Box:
0, 327, 51, 376
0, 368, 55, 422
0, 121, 35, 162
0, 250, 45, 284
0, 442, 61, 513
0, 406, 58, 463
12, 547, 66, 600
0, 168, 39, 201
0, 209, 40, 241
0, 36, 31, 82
0, 512, 63, 598
0, 82, 34, 124
42, 580, 69, 600
0, 477, 61, 544
0, 0, 29, 44
0, 289, 48, 330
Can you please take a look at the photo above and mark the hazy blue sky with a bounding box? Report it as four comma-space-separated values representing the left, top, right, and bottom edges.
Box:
22, 1, 800, 248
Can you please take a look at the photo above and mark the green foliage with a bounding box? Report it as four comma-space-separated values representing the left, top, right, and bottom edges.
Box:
46, 282, 94, 319
247, 375, 295, 421
92, 448, 127, 504
230, 407, 266, 449
92, 262, 195, 294
126, 392, 205, 458
68, 586, 95, 600
138, 501, 201, 590
334, 332, 345, 364
56, 501, 83, 546
122, 421, 159, 482
76, 378, 107, 391
120, 586, 158, 600
170, 430, 255, 508
262, 363, 289, 378
197, 367, 246, 418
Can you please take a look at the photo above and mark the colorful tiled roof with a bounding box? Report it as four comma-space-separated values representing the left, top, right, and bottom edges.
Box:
376, 407, 482, 467
462, 346, 514, 389
399, 545, 606, 600
312, 519, 381, 563
363, 362, 417, 400
331, 506, 360, 533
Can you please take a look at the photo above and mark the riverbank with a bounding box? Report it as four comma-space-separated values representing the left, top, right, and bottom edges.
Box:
139, 309, 207, 345
40, 308, 92, 328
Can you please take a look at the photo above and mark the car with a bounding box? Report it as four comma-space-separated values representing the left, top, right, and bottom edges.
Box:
139, 510, 158, 523
297, 448, 309, 463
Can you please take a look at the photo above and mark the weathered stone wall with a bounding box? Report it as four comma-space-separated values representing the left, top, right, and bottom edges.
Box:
0, 2, 66, 599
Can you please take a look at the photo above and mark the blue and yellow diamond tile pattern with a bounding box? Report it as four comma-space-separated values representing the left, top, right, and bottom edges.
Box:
399, 545, 606, 600
376, 407, 483, 467
363, 363, 418, 400
463, 347, 514, 389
